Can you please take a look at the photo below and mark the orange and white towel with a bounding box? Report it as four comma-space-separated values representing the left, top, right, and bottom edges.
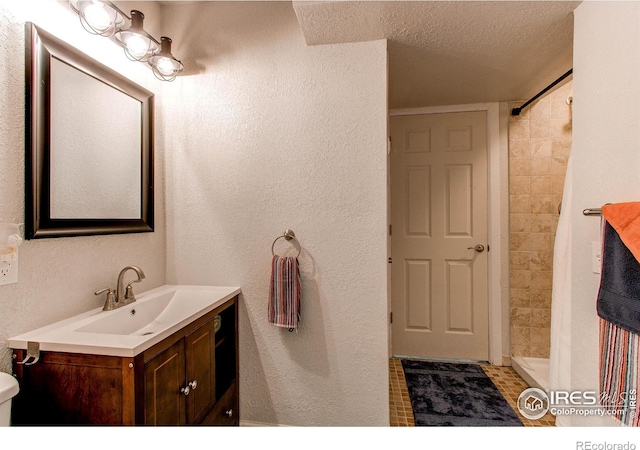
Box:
598, 202, 640, 426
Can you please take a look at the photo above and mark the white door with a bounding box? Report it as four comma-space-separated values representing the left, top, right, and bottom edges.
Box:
390, 111, 489, 361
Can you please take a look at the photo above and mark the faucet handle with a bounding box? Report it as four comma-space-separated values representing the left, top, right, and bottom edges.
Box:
124, 281, 141, 303
95, 288, 117, 311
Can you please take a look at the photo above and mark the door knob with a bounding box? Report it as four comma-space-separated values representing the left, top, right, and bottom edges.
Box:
468, 244, 485, 253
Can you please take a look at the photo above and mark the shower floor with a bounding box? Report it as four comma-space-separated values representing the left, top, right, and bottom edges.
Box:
511, 356, 549, 391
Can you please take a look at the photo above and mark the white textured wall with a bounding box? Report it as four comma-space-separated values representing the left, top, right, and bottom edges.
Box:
0, 0, 166, 373
161, 2, 389, 426
567, 2, 640, 426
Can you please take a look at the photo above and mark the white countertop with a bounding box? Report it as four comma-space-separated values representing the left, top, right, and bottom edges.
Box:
9, 285, 241, 358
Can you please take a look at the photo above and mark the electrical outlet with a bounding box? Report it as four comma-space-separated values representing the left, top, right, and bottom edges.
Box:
0, 260, 18, 285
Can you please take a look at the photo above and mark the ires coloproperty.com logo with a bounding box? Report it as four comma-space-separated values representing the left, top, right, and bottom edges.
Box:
517, 388, 550, 420
517, 388, 637, 420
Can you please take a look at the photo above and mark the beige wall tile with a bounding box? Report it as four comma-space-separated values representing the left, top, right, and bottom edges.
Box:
552, 136, 572, 158
512, 345, 532, 358
531, 139, 552, 157
510, 119, 530, 139
531, 214, 558, 233
553, 193, 564, 213
510, 158, 531, 177
530, 233, 555, 252
531, 271, 553, 290
551, 99, 572, 122
531, 176, 553, 194
551, 155, 568, 175
510, 233, 531, 252
551, 119, 572, 137
530, 252, 554, 272
511, 270, 532, 289
531, 120, 552, 139
510, 195, 531, 213
510, 288, 530, 308
529, 97, 551, 121
531, 328, 551, 348
510, 251, 531, 270
552, 175, 566, 195
511, 308, 532, 327
510, 139, 530, 157
531, 157, 551, 176
510, 176, 531, 195
531, 195, 554, 214
510, 213, 532, 233
529, 346, 550, 358
511, 327, 531, 346
530, 289, 552, 309
531, 309, 552, 328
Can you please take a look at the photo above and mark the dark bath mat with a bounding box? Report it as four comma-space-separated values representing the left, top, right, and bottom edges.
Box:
401, 359, 523, 426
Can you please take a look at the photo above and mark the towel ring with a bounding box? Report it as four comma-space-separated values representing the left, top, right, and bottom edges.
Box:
271, 229, 301, 258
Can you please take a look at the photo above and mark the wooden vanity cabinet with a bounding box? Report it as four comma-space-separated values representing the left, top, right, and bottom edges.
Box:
12, 296, 239, 426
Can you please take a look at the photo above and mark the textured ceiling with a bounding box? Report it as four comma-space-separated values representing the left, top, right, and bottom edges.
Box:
293, 1, 580, 109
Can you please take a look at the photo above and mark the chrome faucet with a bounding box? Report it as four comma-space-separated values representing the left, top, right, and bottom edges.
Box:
95, 265, 146, 311
117, 266, 146, 305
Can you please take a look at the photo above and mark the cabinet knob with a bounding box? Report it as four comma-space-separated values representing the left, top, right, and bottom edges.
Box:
225, 409, 233, 418
180, 386, 191, 396
189, 380, 198, 390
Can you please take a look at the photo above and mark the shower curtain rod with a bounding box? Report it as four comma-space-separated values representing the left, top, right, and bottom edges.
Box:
511, 68, 573, 116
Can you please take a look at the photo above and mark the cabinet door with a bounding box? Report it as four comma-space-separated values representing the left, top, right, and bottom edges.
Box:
185, 320, 216, 424
144, 339, 186, 425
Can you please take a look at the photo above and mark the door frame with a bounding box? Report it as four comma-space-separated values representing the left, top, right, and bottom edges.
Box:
388, 102, 509, 366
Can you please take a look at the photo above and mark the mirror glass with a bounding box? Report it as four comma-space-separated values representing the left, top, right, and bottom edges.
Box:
50, 58, 142, 219
25, 23, 154, 238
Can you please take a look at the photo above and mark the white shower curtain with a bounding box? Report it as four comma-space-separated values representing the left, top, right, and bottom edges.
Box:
549, 152, 573, 426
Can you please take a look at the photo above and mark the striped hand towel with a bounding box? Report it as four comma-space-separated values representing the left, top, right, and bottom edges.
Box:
599, 318, 639, 426
268, 255, 301, 331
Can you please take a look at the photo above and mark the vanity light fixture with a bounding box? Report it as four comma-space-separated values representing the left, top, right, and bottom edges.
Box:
69, 0, 126, 37
68, 2, 184, 81
114, 10, 159, 61
148, 37, 184, 82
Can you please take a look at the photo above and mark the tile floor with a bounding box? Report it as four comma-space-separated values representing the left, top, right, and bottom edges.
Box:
389, 358, 555, 427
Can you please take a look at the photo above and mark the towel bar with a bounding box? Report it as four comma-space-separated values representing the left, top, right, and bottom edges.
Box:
583, 208, 602, 216
271, 229, 301, 258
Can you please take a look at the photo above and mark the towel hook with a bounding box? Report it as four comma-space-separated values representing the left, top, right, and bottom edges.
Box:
271, 229, 301, 258
16, 341, 40, 366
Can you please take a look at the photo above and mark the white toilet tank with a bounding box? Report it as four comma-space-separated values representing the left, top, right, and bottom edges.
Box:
0, 372, 19, 426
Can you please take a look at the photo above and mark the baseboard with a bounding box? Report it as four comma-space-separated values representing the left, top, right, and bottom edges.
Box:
240, 420, 290, 427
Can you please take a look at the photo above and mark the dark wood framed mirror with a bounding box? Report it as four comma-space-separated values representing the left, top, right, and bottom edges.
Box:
25, 22, 154, 239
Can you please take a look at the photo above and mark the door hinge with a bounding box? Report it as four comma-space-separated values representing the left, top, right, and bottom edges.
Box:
387, 137, 392, 156
390, 312, 393, 324
388, 257, 392, 264
487, 244, 490, 252
389, 224, 392, 236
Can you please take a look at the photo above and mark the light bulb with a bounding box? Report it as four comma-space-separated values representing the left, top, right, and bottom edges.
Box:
125, 34, 150, 60
84, 2, 112, 32
155, 57, 176, 76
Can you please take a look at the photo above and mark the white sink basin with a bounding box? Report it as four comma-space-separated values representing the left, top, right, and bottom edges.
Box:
75, 291, 174, 336
9, 285, 241, 357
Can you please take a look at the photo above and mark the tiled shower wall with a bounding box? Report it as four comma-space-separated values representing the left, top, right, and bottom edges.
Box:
509, 81, 573, 359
